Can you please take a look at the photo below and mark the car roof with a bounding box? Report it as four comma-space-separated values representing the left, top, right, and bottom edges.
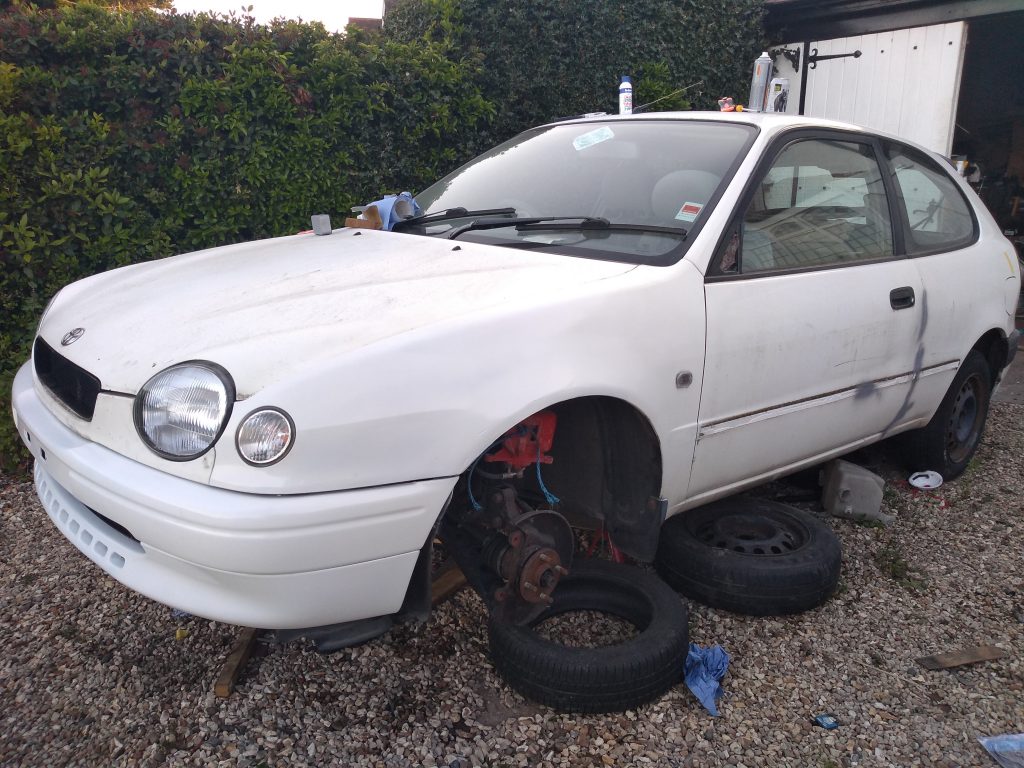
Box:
558, 110, 867, 135
549, 111, 948, 163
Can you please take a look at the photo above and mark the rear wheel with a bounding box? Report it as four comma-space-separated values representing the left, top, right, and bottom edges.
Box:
902, 349, 991, 480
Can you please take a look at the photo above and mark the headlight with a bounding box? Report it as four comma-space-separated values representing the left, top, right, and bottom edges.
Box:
135, 362, 234, 460
236, 408, 294, 466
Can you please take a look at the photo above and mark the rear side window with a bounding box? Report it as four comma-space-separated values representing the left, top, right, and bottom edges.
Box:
884, 143, 976, 255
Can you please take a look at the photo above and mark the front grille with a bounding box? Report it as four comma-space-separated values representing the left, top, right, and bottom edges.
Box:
33, 337, 101, 420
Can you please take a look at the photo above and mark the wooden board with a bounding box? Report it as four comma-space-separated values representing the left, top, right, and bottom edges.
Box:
431, 564, 467, 606
916, 645, 1007, 671
214, 627, 259, 698
212, 564, 466, 698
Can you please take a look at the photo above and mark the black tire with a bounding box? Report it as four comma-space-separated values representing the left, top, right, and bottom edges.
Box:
487, 559, 689, 713
901, 349, 992, 480
656, 498, 841, 616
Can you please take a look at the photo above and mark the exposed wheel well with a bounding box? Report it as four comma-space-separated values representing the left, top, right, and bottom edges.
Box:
971, 330, 1008, 388
456, 396, 665, 561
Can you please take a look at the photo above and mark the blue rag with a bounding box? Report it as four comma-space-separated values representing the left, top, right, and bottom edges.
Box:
364, 191, 421, 231
684, 642, 730, 716
978, 733, 1024, 768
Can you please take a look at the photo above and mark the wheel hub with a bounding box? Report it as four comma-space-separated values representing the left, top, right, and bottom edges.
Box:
695, 512, 804, 555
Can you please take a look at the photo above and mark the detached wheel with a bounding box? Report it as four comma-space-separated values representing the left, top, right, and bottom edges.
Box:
487, 559, 689, 713
902, 349, 991, 480
656, 498, 841, 616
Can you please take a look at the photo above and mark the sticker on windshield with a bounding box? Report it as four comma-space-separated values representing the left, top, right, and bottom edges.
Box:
675, 202, 703, 222
572, 126, 615, 151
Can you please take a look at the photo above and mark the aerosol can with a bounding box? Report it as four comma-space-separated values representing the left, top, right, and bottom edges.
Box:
747, 51, 773, 112
618, 75, 633, 115
764, 77, 790, 113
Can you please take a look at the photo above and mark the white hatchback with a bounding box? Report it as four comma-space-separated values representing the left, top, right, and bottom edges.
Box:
12, 113, 1020, 638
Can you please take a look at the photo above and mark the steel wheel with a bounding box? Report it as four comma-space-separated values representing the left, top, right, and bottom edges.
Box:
692, 511, 807, 555
945, 372, 984, 464
900, 349, 992, 480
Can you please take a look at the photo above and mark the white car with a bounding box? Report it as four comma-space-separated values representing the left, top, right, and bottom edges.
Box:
11, 113, 1020, 640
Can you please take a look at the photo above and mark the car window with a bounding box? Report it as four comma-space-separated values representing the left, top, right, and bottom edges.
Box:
883, 143, 976, 255
412, 120, 756, 264
734, 138, 895, 274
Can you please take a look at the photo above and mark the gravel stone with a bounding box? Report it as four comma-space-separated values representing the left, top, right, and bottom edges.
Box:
1, 403, 1022, 767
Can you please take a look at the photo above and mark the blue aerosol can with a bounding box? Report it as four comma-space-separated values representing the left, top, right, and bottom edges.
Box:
619, 75, 633, 115
747, 51, 773, 112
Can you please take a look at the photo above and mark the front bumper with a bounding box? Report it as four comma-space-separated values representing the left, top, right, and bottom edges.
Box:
12, 363, 456, 629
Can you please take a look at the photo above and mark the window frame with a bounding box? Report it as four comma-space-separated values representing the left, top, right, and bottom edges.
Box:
707, 128, 908, 282
881, 139, 980, 258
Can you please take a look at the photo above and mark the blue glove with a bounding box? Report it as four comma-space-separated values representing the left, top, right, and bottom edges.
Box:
364, 191, 421, 231
684, 642, 730, 716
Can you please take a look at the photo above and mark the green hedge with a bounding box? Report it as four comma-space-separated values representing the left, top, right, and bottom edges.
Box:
1, 0, 764, 471
384, 0, 766, 153
0, 4, 492, 469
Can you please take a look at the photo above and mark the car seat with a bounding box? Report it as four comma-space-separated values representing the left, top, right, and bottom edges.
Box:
650, 170, 720, 222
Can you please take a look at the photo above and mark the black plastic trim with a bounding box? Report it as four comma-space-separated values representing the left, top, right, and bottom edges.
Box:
33, 337, 101, 421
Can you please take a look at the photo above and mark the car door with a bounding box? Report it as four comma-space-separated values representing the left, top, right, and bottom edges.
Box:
687, 131, 927, 502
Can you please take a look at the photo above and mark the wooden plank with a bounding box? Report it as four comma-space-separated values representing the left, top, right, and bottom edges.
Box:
916, 645, 1007, 671
214, 627, 259, 698
431, 564, 467, 606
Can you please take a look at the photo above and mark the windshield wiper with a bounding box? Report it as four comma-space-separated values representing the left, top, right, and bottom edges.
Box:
447, 216, 687, 241
448, 215, 611, 240
516, 221, 687, 238
392, 206, 517, 230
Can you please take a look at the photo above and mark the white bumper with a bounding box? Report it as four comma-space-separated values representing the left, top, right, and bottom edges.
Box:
11, 363, 456, 629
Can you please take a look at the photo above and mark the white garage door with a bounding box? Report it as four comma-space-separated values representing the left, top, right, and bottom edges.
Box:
775, 22, 967, 154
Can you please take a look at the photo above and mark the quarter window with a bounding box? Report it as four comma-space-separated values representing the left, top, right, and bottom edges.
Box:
738, 139, 894, 273
884, 143, 975, 255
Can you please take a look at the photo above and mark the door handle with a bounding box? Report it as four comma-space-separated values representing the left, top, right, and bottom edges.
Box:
890, 286, 915, 310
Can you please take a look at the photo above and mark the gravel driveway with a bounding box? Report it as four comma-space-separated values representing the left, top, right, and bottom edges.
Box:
1, 403, 1021, 768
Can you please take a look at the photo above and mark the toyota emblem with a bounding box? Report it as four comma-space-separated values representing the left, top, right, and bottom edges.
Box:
61, 328, 85, 346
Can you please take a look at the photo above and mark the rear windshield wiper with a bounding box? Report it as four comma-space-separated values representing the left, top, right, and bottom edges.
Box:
392, 207, 517, 230
447, 215, 687, 240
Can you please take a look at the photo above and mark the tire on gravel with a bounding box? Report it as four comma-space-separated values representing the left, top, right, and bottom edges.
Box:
487, 559, 689, 713
901, 349, 992, 480
656, 498, 841, 616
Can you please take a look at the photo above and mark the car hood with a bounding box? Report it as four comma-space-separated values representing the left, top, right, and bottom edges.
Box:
39, 229, 636, 395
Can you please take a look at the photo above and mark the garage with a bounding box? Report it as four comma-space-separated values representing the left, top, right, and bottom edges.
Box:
766, 0, 1024, 260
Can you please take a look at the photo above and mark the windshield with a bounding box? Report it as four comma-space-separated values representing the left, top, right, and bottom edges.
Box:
413, 119, 756, 263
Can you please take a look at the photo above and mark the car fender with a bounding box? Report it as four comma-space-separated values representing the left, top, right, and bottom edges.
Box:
208, 260, 709, 499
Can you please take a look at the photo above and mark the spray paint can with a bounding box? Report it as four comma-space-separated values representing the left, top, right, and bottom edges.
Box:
765, 77, 790, 113
747, 51, 773, 112
619, 75, 633, 115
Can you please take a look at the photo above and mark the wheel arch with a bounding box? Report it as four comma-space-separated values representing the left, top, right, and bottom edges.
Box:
457, 395, 666, 561
970, 328, 1009, 388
